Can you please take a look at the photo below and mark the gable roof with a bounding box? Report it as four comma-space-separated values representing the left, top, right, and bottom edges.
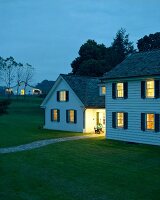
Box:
41, 74, 105, 108
103, 49, 160, 80
61, 74, 105, 108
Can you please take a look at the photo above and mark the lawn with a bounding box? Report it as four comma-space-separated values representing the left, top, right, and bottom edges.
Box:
1, 96, 160, 200
0, 96, 84, 147
1, 138, 160, 200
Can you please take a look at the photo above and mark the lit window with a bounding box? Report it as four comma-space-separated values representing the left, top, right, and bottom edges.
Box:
67, 110, 77, 123
146, 80, 155, 98
21, 89, 25, 95
60, 91, 66, 101
53, 110, 58, 121
117, 112, 124, 128
51, 109, 60, 122
101, 86, 106, 95
69, 110, 75, 123
116, 83, 124, 98
146, 114, 155, 130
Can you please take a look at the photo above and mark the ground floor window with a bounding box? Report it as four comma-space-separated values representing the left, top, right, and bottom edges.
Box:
117, 112, 124, 128
51, 109, 60, 122
66, 110, 77, 123
146, 114, 155, 130
112, 112, 128, 129
141, 113, 160, 132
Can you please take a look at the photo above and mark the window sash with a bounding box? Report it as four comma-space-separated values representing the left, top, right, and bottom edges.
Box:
146, 114, 155, 130
59, 91, 66, 101
116, 83, 124, 98
101, 86, 106, 95
69, 110, 75, 123
146, 80, 155, 98
117, 113, 124, 128
53, 110, 58, 121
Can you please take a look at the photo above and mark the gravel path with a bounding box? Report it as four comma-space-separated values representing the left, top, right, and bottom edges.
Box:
0, 134, 103, 154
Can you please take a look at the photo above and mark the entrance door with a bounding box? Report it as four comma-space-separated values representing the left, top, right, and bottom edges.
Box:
96, 112, 105, 127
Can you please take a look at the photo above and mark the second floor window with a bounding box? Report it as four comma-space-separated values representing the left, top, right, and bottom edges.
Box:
116, 83, 124, 98
57, 91, 69, 102
141, 80, 160, 99
112, 82, 128, 99
146, 80, 154, 98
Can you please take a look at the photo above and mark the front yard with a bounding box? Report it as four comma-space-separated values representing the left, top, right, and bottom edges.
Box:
0, 97, 160, 200
0, 97, 84, 147
1, 138, 160, 200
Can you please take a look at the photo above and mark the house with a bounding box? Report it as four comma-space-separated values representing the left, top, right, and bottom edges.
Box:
5, 82, 42, 96
41, 74, 105, 133
102, 49, 160, 146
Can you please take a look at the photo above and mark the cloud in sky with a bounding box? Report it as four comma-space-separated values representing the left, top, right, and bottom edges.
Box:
0, 0, 159, 83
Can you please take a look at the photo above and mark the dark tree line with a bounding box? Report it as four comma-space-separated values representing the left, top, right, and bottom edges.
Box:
137, 32, 160, 52
71, 29, 160, 77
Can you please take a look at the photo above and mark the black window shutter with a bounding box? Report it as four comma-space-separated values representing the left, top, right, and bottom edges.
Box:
112, 83, 116, 99
124, 82, 128, 99
66, 91, 69, 101
51, 109, 53, 121
155, 80, 160, 99
66, 110, 69, 123
124, 112, 128, 129
112, 112, 116, 128
141, 113, 145, 131
141, 81, 145, 99
57, 109, 60, 122
155, 114, 160, 132
57, 91, 60, 101
74, 110, 77, 124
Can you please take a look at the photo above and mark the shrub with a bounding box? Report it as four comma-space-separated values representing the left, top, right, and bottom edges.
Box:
0, 100, 11, 115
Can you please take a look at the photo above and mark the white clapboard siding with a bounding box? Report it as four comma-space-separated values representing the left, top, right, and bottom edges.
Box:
106, 78, 160, 146
44, 78, 84, 132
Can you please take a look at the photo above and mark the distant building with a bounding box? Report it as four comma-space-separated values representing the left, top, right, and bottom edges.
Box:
5, 82, 42, 96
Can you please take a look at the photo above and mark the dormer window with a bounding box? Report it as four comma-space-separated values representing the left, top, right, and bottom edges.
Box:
100, 86, 106, 96
57, 91, 69, 102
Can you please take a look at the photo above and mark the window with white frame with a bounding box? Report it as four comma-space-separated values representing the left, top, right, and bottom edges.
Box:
116, 83, 124, 98
117, 112, 124, 128
146, 80, 155, 98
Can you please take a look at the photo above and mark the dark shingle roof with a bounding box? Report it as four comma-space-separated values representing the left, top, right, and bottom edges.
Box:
103, 49, 160, 80
61, 74, 105, 108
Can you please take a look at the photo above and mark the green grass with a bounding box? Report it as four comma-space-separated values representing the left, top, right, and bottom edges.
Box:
0, 97, 84, 147
1, 138, 160, 200
1, 96, 160, 200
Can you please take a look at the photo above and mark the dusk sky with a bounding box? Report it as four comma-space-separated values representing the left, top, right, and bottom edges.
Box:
0, 0, 159, 84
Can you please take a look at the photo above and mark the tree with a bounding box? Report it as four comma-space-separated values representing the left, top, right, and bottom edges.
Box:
71, 40, 110, 76
71, 29, 134, 77
15, 62, 24, 96
111, 28, 134, 67
137, 32, 160, 52
0, 57, 17, 97
23, 63, 34, 95
36, 80, 55, 95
